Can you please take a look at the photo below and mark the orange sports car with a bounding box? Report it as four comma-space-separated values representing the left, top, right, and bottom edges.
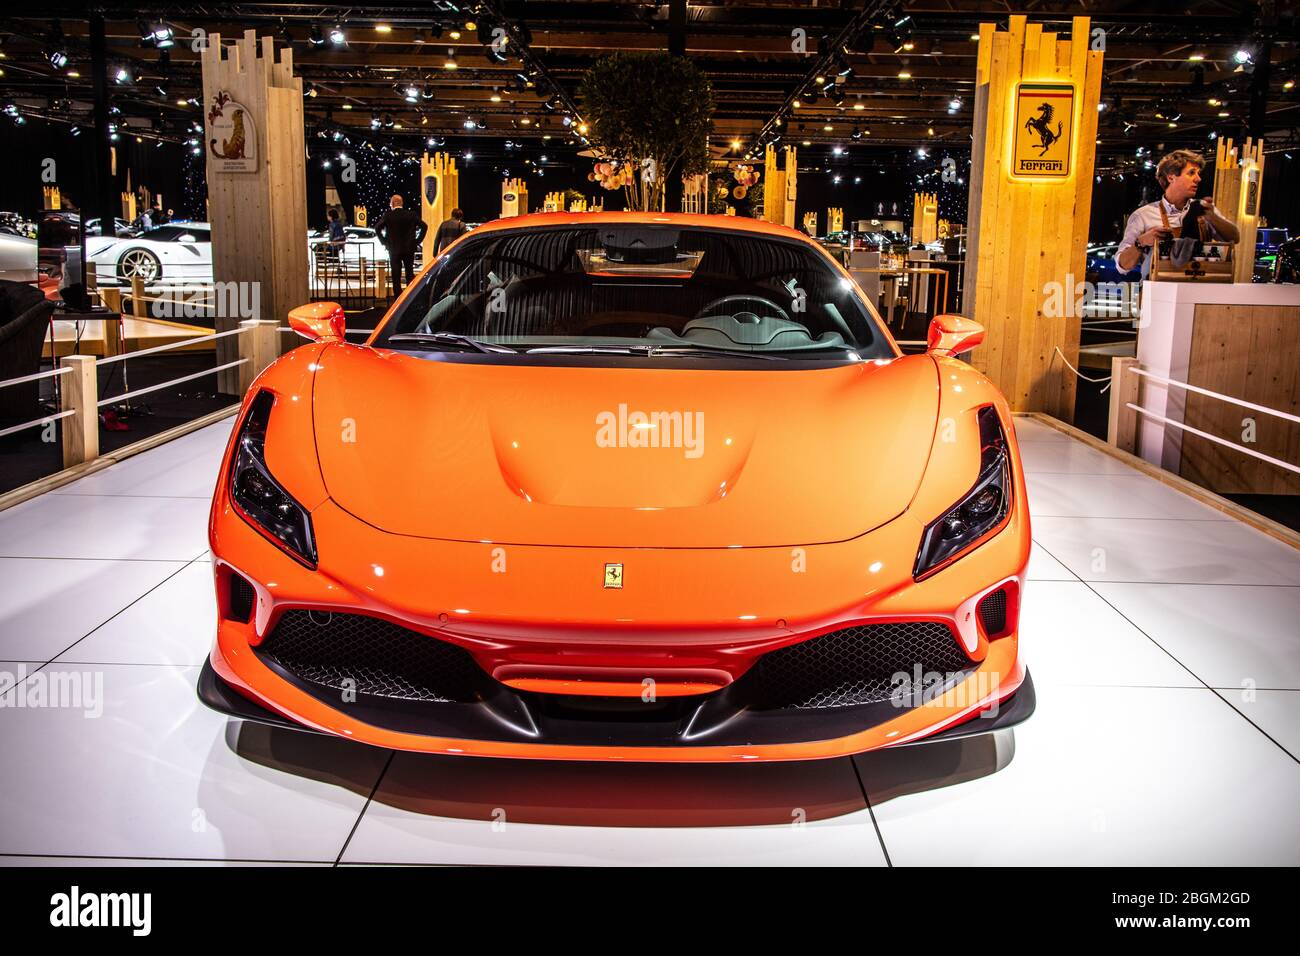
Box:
199, 212, 1034, 761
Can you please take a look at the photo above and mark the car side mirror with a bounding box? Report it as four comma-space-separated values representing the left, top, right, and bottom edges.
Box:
288, 301, 346, 342
926, 313, 985, 356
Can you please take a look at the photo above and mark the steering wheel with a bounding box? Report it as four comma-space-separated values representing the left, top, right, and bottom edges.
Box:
694, 293, 791, 324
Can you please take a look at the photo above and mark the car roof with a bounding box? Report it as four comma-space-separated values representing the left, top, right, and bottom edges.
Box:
466, 211, 820, 247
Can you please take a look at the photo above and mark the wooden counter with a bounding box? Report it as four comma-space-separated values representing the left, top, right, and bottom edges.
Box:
1136, 281, 1300, 495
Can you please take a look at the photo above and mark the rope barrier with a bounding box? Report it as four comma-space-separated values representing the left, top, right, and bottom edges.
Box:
1129, 367, 1300, 426
0, 366, 72, 390
0, 408, 74, 439
1053, 345, 1113, 392
96, 325, 248, 367
97, 358, 248, 407
1127, 403, 1300, 476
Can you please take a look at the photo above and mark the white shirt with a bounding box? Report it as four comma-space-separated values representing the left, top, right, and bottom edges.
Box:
1115, 196, 1220, 275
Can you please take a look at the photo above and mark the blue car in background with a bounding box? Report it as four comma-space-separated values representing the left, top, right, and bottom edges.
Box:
1086, 242, 1141, 286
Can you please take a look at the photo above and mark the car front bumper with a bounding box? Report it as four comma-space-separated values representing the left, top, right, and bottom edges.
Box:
203, 494, 1031, 762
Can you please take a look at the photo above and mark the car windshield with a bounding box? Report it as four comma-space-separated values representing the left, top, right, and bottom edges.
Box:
373, 223, 893, 361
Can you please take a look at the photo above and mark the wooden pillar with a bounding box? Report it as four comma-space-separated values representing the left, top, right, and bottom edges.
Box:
420, 152, 459, 264
501, 178, 529, 217
200, 30, 309, 389
543, 191, 563, 212
827, 207, 844, 233
964, 15, 1103, 417
1213, 137, 1266, 284
60, 355, 98, 468
912, 193, 938, 244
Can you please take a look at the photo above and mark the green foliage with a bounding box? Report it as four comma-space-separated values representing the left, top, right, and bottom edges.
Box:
578, 53, 715, 208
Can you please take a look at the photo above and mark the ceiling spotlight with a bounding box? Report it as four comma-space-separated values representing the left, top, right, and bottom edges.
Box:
308, 24, 325, 47
889, 15, 915, 54
851, 127, 862, 140
1188, 52, 1205, 62
449, 29, 462, 40
465, 20, 478, 31
48, 50, 68, 70
115, 66, 133, 84
329, 23, 346, 46
370, 112, 382, 129
403, 85, 419, 103
948, 98, 962, 112
1233, 48, 1252, 65
422, 83, 436, 100
153, 24, 174, 48
383, 112, 394, 127
464, 118, 477, 129
792, 99, 803, 109
444, 53, 458, 70
917, 147, 927, 158
375, 23, 392, 34
897, 71, 911, 79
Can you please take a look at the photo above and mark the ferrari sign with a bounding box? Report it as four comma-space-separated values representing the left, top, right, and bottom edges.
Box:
206, 90, 257, 173
1012, 83, 1075, 179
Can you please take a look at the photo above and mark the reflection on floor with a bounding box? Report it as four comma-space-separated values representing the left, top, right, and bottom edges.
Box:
0, 415, 1298, 865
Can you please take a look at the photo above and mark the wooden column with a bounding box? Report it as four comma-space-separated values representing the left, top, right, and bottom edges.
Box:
501, 178, 529, 217
964, 15, 1103, 417
761, 145, 798, 228
200, 30, 309, 390
827, 207, 844, 233
912, 193, 938, 244
1107, 356, 1139, 453
421, 152, 459, 264
1213, 137, 1266, 284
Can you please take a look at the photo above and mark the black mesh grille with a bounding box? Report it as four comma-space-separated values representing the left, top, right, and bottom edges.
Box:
227, 574, 255, 623
258, 611, 485, 703
747, 621, 973, 709
978, 589, 1008, 636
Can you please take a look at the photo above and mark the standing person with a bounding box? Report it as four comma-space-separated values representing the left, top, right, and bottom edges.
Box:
152, 203, 168, 225
1115, 149, 1240, 277
435, 207, 468, 254
375, 194, 426, 297
326, 207, 346, 257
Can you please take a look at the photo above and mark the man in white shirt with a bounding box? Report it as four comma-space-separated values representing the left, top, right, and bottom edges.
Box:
1115, 149, 1240, 275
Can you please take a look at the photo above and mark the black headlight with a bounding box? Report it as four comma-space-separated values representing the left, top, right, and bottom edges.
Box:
230, 390, 318, 566
913, 405, 1012, 579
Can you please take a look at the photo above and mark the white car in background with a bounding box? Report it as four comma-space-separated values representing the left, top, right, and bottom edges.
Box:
307, 225, 391, 269
88, 223, 212, 286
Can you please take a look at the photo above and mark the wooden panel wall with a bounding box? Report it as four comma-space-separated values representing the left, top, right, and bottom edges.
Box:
201, 31, 309, 384
963, 16, 1103, 417
1180, 304, 1300, 495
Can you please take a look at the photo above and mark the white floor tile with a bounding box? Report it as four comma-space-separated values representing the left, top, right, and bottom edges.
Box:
0, 663, 389, 862
1220, 689, 1300, 762
1012, 417, 1071, 442
1026, 472, 1230, 521
1018, 440, 1133, 475
1027, 542, 1077, 581
341, 752, 886, 866
0, 558, 189, 662
55, 560, 217, 667
0, 494, 211, 561
1091, 583, 1300, 689
52, 421, 232, 499
1020, 582, 1200, 688
859, 685, 1300, 865
1030, 516, 1300, 586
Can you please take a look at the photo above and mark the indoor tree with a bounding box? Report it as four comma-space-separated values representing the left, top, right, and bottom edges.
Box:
578, 52, 715, 212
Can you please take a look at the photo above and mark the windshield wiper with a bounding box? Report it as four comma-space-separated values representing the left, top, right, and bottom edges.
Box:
645, 345, 789, 361
388, 332, 516, 353
524, 344, 656, 355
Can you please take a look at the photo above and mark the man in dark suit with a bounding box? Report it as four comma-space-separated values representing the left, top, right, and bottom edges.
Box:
375, 194, 427, 297
435, 207, 469, 254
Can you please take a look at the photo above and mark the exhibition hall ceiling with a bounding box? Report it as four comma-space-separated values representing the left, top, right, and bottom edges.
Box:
0, 1, 1295, 163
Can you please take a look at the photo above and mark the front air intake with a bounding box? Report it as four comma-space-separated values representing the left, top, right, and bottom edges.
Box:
977, 588, 1008, 637
256, 610, 486, 703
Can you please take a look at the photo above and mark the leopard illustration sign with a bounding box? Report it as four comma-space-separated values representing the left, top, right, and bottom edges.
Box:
1012, 82, 1075, 179
206, 90, 257, 173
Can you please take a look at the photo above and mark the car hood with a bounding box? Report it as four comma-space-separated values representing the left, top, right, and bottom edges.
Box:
309, 346, 940, 548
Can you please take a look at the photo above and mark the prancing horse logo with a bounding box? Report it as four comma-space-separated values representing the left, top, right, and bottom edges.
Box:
603, 563, 623, 589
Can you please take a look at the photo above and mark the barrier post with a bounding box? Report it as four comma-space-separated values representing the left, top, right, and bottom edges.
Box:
1108, 356, 1139, 454
238, 319, 280, 393
60, 355, 98, 468
130, 275, 148, 318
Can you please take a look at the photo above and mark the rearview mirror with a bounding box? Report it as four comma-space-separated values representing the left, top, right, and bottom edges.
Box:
288, 301, 346, 342
926, 313, 985, 356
